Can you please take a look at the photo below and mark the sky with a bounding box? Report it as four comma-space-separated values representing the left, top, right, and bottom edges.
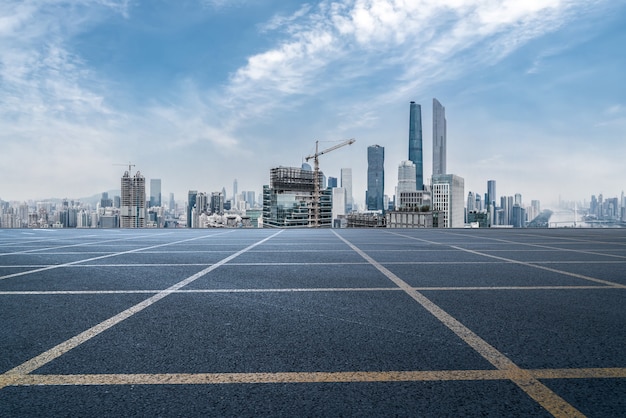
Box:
1, 0, 625, 209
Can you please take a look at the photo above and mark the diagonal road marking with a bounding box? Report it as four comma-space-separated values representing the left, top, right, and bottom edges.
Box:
387, 231, 626, 288
0, 231, 236, 281
0, 230, 283, 390
333, 230, 585, 418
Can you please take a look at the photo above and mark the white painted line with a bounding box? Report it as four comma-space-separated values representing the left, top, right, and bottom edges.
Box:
333, 231, 585, 418
0, 231, 237, 281
0, 230, 284, 388
0, 285, 617, 296
388, 231, 626, 289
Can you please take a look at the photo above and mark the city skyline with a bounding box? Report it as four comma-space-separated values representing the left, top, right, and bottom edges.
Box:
1, 1, 625, 206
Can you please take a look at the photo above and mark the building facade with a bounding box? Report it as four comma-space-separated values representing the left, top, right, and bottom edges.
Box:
149, 178, 161, 207
120, 171, 146, 228
408, 101, 424, 190
431, 174, 464, 228
262, 166, 331, 228
366, 145, 385, 211
432, 98, 447, 176
340, 168, 353, 213
397, 160, 417, 195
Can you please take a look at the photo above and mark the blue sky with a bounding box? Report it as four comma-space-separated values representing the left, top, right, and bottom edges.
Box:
1, 0, 625, 208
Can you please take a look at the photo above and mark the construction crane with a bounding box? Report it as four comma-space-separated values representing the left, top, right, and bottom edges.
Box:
305, 138, 355, 227
113, 162, 136, 173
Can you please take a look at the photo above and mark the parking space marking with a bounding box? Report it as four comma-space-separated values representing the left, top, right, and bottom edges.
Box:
387, 231, 626, 288
0, 231, 237, 281
3, 367, 624, 388
334, 231, 585, 418
0, 231, 283, 390
0, 284, 617, 296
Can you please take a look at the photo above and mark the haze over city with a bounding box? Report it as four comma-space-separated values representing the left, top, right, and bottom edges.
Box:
1, 0, 625, 206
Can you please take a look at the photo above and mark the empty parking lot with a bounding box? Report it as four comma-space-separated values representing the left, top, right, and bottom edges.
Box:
1, 228, 625, 416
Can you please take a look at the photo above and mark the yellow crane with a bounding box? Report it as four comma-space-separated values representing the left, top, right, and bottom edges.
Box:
305, 138, 355, 227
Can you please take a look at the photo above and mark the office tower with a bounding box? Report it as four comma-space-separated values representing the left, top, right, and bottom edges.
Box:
120, 170, 146, 228
332, 187, 346, 226
169, 193, 175, 212
431, 174, 464, 228
328, 177, 338, 188
340, 168, 353, 213
432, 98, 447, 176
515, 193, 522, 207
211, 192, 224, 215
467, 191, 475, 212
397, 161, 417, 194
187, 190, 197, 228
149, 179, 161, 207
408, 101, 424, 190
246, 191, 255, 207
263, 166, 331, 227
487, 180, 496, 208
366, 145, 385, 211
233, 179, 238, 200
100, 192, 113, 208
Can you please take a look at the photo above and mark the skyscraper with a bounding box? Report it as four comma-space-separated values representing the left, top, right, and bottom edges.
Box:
487, 180, 496, 208
150, 178, 161, 207
408, 101, 423, 190
366, 145, 384, 211
187, 190, 197, 228
340, 168, 353, 213
433, 98, 447, 176
120, 171, 146, 228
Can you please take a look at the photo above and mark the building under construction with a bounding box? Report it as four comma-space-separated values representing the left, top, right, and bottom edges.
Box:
262, 166, 332, 228
120, 170, 146, 228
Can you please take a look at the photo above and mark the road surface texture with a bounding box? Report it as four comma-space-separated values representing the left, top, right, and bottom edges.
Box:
0, 228, 625, 417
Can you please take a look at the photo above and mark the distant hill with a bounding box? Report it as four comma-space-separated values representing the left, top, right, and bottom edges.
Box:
41, 190, 120, 207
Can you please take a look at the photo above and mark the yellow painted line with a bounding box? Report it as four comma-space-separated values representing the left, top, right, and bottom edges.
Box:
3, 367, 625, 388
531, 368, 626, 379
0, 231, 284, 390
4, 370, 508, 386
333, 231, 585, 418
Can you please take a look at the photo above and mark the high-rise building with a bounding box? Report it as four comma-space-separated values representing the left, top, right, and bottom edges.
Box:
332, 187, 346, 227
487, 180, 496, 208
467, 191, 475, 212
187, 190, 197, 228
263, 166, 331, 228
433, 98, 447, 176
366, 145, 385, 211
431, 174, 464, 228
120, 171, 146, 228
408, 101, 424, 190
397, 160, 417, 194
150, 179, 161, 207
340, 168, 353, 213
169, 193, 175, 212
211, 192, 224, 215
328, 177, 338, 188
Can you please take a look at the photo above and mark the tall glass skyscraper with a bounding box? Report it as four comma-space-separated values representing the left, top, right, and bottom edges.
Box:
366, 145, 384, 211
408, 101, 423, 190
149, 178, 161, 207
487, 180, 496, 208
433, 98, 447, 176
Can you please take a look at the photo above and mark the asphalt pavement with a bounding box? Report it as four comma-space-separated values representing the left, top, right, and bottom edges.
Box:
0, 227, 625, 417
